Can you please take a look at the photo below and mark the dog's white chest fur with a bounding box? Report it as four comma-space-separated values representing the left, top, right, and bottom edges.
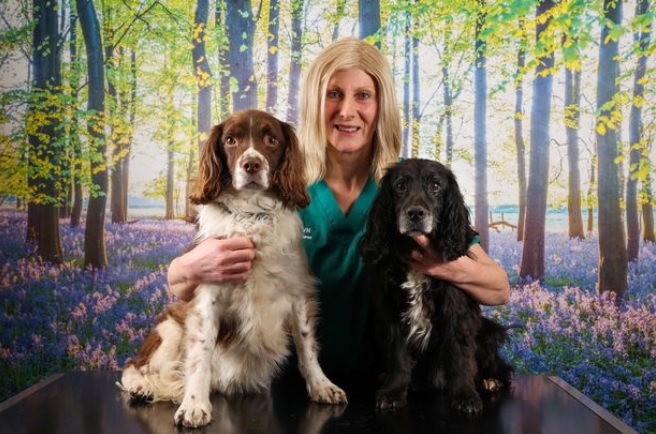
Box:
196, 192, 311, 295
401, 270, 433, 350
194, 192, 314, 363
196, 192, 297, 246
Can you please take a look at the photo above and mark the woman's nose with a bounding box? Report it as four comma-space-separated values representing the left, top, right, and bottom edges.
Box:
338, 95, 355, 118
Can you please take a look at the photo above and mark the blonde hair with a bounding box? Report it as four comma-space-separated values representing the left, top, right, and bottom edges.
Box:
298, 37, 402, 184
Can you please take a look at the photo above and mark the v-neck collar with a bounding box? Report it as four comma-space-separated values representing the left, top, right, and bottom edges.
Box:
314, 177, 377, 232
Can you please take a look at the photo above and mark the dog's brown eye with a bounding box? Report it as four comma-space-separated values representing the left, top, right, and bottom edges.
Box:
429, 181, 440, 194
224, 136, 237, 147
265, 135, 279, 147
394, 180, 408, 193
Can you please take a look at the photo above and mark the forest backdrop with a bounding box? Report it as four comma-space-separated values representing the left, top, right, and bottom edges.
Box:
1, 0, 656, 287
1, 0, 656, 432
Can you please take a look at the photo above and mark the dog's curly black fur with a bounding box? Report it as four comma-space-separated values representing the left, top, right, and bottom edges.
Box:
360, 158, 513, 415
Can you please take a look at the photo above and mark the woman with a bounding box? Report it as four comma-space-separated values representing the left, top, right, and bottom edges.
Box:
167, 37, 510, 376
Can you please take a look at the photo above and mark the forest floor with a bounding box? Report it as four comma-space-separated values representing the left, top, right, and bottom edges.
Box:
0, 210, 654, 433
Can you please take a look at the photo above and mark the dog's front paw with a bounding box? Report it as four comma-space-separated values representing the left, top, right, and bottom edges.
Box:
452, 392, 483, 416
376, 389, 407, 410
118, 366, 155, 403
128, 389, 154, 403
308, 381, 348, 405
174, 399, 212, 428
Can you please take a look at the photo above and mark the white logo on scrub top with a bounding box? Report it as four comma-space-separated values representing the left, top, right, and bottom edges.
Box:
303, 226, 312, 240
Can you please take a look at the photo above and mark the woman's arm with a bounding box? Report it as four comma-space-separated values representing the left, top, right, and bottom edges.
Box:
167, 237, 256, 301
409, 235, 510, 306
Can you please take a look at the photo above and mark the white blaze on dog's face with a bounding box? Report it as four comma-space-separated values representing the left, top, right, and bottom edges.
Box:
392, 163, 448, 237
221, 112, 286, 191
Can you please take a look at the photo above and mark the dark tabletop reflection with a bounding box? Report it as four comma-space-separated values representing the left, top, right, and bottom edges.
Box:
0, 372, 634, 434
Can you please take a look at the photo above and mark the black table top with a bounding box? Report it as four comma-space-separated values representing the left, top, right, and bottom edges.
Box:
0, 372, 637, 434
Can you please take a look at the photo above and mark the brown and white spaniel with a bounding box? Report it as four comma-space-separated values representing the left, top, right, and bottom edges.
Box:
118, 109, 347, 428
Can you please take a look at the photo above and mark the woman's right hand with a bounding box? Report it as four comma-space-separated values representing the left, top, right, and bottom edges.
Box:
167, 237, 256, 301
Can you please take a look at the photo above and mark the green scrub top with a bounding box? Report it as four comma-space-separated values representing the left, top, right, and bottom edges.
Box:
299, 177, 378, 375
298, 176, 481, 375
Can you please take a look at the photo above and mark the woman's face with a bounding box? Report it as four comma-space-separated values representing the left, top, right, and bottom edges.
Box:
324, 68, 379, 155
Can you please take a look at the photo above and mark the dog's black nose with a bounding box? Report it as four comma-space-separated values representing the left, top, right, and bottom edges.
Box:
406, 206, 425, 222
242, 159, 261, 174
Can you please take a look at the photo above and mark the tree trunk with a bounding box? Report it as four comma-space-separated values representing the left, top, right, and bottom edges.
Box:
227, 0, 257, 112
514, 17, 527, 242
596, 0, 627, 296
78, 0, 108, 269
185, 96, 197, 221
109, 47, 134, 224
266, 0, 279, 113
58, 2, 71, 221
443, 65, 454, 168
106, 30, 127, 224
215, 2, 230, 119
122, 49, 137, 217
434, 115, 444, 163
69, 4, 83, 228
71, 176, 83, 227
27, 0, 64, 263
627, 0, 650, 261
358, 0, 380, 46
61, 184, 72, 219
287, 0, 303, 124
587, 153, 596, 234
402, 11, 411, 157
166, 137, 175, 220
565, 64, 584, 239
520, 0, 556, 280
474, 0, 489, 252
411, 15, 420, 157
193, 0, 212, 152
332, 0, 347, 41
643, 175, 655, 242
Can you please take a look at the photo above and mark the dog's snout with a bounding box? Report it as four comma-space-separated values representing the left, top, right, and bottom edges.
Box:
406, 206, 426, 222
242, 158, 262, 174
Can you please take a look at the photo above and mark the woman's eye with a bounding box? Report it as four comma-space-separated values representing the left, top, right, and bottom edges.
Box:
357, 91, 371, 100
327, 90, 341, 100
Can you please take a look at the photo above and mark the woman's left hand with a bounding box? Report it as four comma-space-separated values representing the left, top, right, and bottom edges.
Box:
408, 235, 510, 306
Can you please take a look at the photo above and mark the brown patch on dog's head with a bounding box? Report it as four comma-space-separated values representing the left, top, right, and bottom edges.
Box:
189, 109, 309, 209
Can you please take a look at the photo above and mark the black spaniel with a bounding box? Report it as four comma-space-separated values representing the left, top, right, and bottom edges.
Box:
360, 158, 512, 415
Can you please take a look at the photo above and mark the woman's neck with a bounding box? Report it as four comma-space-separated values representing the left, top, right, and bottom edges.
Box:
325, 149, 371, 215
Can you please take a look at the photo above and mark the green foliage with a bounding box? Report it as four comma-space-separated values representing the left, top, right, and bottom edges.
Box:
0, 134, 27, 204
0, 18, 31, 53
1, 0, 655, 220
142, 171, 168, 200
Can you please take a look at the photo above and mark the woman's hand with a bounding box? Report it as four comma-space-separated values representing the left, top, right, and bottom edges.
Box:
167, 237, 256, 301
409, 235, 510, 306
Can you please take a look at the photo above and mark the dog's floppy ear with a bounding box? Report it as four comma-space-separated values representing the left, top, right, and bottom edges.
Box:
436, 167, 472, 259
360, 168, 396, 265
273, 121, 310, 209
189, 124, 230, 205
